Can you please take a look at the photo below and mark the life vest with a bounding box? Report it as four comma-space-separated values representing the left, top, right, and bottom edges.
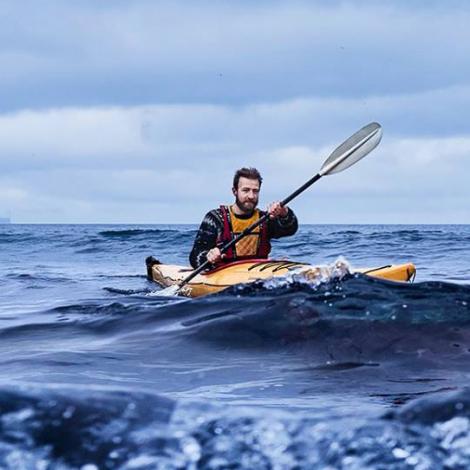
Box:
217, 205, 271, 261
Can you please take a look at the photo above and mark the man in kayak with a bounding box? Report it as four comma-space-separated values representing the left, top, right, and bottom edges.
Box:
190, 167, 298, 268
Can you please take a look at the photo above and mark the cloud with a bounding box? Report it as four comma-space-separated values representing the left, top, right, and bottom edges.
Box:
1, 1, 469, 222
1, 86, 469, 223
1, 82, 469, 169
1, 1, 470, 110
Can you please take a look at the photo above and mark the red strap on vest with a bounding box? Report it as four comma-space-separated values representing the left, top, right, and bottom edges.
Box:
258, 218, 271, 257
218, 205, 235, 260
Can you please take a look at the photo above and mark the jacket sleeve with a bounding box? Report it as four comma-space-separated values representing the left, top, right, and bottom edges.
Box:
189, 211, 221, 269
267, 207, 298, 239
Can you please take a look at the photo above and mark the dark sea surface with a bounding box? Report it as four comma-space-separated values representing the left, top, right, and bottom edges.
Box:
1, 223, 470, 469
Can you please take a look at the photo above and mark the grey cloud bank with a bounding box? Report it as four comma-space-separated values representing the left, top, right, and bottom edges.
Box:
2, 1, 470, 110
0, 1, 469, 223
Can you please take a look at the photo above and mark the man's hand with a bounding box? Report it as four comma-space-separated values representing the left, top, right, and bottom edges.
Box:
267, 201, 288, 219
206, 247, 224, 264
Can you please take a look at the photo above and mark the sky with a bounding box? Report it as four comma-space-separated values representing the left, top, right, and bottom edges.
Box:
0, 0, 469, 224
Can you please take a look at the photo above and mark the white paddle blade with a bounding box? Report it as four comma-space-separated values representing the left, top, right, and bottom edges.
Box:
319, 122, 382, 176
156, 285, 181, 297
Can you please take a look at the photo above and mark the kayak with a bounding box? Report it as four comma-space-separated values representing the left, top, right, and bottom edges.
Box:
146, 257, 416, 298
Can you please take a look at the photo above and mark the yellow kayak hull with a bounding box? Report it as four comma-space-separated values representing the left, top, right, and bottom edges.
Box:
146, 258, 416, 298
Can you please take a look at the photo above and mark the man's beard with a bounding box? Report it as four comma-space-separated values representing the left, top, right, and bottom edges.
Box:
235, 196, 257, 214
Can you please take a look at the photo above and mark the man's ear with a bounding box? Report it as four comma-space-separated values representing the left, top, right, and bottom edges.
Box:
232, 187, 237, 197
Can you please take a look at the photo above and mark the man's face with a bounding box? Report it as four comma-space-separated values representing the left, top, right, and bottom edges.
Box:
233, 177, 260, 213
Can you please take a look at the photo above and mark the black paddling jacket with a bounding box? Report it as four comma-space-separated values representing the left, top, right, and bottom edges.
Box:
189, 206, 298, 269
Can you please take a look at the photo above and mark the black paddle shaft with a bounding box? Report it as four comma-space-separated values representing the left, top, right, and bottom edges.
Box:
178, 172, 322, 287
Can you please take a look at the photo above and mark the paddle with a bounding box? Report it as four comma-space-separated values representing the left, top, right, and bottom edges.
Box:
166, 122, 382, 295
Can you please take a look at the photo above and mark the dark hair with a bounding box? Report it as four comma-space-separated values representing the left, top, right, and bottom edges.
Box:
233, 167, 263, 189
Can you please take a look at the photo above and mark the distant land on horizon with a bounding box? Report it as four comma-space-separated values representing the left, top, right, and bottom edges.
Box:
0, 218, 11, 224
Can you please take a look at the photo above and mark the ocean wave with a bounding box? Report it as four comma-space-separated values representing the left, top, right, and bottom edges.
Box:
7, 275, 462, 375
99, 228, 197, 240
182, 388, 470, 470
329, 230, 362, 236
1, 385, 469, 469
6, 273, 73, 283
0, 233, 41, 245
13, 274, 468, 337
216, 274, 470, 322
103, 287, 154, 295
99, 228, 181, 237
0, 385, 174, 470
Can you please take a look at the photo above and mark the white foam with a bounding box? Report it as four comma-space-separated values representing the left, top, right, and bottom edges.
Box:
260, 257, 351, 290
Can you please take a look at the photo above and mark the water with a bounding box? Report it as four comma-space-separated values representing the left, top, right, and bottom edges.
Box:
0, 224, 470, 469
